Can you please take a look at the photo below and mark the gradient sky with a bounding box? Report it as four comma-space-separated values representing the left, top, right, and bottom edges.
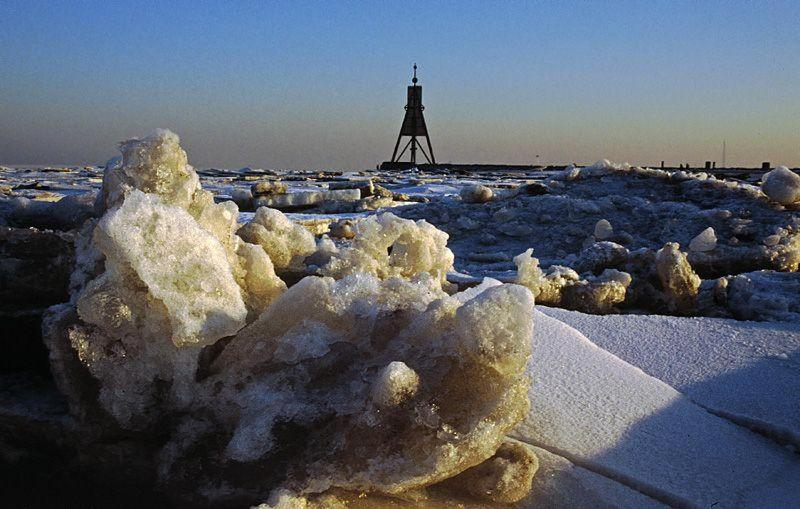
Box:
1, 0, 798, 169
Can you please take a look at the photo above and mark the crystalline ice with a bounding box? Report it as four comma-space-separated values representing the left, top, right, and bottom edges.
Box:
515, 249, 579, 304
236, 241, 288, 319
237, 207, 317, 271
89, 189, 247, 346
514, 249, 630, 313
370, 361, 420, 408
322, 213, 454, 286
655, 242, 700, 312
43, 130, 286, 429
560, 269, 632, 314
441, 440, 539, 503
204, 274, 534, 495
101, 129, 200, 211
514, 249, 548, 299
40, 130, 537, 505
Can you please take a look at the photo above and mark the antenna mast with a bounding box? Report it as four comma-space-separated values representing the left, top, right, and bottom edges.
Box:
722, 140, 726, 168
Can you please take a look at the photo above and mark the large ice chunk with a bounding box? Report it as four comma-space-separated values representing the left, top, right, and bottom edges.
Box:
38, 130, 541, 504
253, 189, 361, 210
203, 274, 534, 496
41, 130, 537, 505
45, 130, 285, 429
91, 190, 247, 346
235, 240, 287, 319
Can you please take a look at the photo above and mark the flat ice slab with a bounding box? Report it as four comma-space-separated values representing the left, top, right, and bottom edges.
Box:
513, 309, 800, 508
540, 307, 800, 447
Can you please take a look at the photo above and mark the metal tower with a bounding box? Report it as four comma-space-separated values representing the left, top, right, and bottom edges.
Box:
390, 64, 436, 164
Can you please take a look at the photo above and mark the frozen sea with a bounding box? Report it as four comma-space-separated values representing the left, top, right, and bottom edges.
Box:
2, 161, 799, 507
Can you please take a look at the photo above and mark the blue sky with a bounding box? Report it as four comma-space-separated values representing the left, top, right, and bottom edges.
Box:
1, 0, 798, 168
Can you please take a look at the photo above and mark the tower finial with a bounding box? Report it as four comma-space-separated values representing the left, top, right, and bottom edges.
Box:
412, 63, 418, 84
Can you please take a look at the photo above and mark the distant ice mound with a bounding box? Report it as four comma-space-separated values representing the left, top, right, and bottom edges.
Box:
514, 248, 630, 314
42, 129, 537, 505
761, 166, 800, 205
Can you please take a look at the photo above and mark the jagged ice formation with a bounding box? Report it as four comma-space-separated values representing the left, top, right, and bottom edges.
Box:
41, 129, 537, 505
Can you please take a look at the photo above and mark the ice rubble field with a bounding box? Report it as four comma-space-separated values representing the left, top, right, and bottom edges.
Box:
1, 130, 799, 508
5, 148, 800, 321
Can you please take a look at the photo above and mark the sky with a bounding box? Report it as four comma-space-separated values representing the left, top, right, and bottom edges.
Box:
1, 0, 798, 169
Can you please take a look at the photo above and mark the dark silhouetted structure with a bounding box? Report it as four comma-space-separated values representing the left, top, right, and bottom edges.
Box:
390, 64, 435, 165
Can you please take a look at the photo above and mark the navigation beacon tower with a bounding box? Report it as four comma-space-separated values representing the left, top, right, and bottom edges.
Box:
390, 64, 436, 165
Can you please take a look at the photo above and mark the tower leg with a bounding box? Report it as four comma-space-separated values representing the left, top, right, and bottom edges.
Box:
390, 134, 403, 162
417, 143, 432, 164
410, 136, 417, 164
396, 138, 413, 160
425, 135, 436, 164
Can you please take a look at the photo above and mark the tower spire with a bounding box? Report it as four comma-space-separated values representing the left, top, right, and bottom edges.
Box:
412, 63, 418, 84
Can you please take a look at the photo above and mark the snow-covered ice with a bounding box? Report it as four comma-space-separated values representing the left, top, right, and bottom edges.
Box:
513, 309, 800, 508
539, 306, 800, 448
